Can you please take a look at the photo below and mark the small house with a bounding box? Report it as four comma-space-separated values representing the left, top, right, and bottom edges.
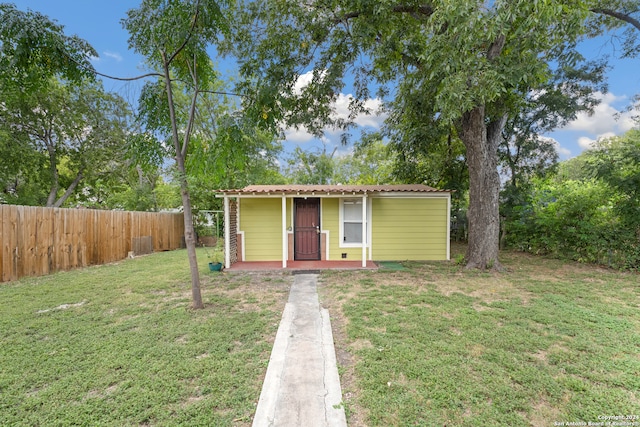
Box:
215, 184, 451, 269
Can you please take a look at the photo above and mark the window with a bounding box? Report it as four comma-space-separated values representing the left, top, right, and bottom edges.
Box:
342, 199, 362, 245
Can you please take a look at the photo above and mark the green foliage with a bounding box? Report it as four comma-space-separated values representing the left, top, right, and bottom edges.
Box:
228, 0, 589, 131
284, 146, 336, 185
499, 60, 606, 224
588, 129, 640, 211
333, 135, 396, 185
505, 129, 640, 269
509, 178, 616, 262
226, 0, 598, 268
96, 176, 180, 212
0, 77, 132, 207
0, 3, 96, 90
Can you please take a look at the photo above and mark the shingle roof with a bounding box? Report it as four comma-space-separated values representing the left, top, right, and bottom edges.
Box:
216, 184, 450, 195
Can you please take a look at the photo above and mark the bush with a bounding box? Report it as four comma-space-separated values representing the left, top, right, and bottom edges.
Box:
505, 178, 639, 270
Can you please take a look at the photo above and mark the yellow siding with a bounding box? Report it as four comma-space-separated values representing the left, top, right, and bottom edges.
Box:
372, 197, 448, 260
239, 198, 283, 261
322, 199, 363, 261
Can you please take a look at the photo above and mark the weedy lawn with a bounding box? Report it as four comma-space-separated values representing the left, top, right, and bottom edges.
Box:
320, 245, 640, 426
0, 249, 290, 426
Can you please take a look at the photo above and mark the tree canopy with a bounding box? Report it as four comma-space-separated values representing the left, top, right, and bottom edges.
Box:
225, 0, 596, 269
0, 3, 96, 88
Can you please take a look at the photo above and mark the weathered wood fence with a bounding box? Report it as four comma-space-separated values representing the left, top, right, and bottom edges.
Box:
1, 205, 185, 282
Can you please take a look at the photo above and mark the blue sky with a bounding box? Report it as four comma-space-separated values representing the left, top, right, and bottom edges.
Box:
11, 0, 640, 161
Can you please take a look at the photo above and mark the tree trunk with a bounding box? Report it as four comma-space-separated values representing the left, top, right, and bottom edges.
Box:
176, 156, 203, 309
45, 140, 59, 207
460, 106, 506, 270
162, 54, 203, 309
53, 170, 83, 208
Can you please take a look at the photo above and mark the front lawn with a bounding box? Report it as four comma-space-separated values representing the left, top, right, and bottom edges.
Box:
0, 249, 289, 426
321, 246, 640, 426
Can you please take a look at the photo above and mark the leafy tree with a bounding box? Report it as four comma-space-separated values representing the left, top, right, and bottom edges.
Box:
124, 0, 236, 309
226, 0, 591, 269
284, 145, 336, 185
0, 78, 131, 207
187, 107, 284, 230
586, 129, 640, 227
1, 2, 101, 205
333, 134, 396, 185
0, 3, 96, 88
185, 87, 284, 191
499, 60, 606, 244
506, 129, 640, 269
500, 61, 606, 187
74, 161, 180, 212
388, 123, 468, 207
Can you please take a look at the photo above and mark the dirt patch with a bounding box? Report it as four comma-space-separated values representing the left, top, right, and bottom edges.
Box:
86, 384, 118, 400
202, 271, 291, 312
36, 300, 87, 314
528, 396, 562, 427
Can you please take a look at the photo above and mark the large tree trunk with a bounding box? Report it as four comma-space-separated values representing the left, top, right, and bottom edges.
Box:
460, 106, 507, 270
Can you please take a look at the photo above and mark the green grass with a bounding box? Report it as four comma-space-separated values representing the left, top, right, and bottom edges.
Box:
321, 246, 640, 426
0, 249, 289, 426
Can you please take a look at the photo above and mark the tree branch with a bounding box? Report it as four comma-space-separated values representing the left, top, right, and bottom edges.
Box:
91, 69, 165, 81
487, 34, 506, 60
53, 170, 83, 208
166, 0, 202, 65
336, 4, 434, 23
182, 52, 199, 158
59, 44, 246, 96
591, 8, 640, 32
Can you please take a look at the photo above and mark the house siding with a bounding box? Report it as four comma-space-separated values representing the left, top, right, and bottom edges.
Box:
239, 198, 283, 261
372, 197, 448, 260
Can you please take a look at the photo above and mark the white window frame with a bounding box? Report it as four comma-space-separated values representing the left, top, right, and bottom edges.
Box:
339, 198, 365, 248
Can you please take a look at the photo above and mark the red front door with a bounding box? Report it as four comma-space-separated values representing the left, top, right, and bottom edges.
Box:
294, 198, 321, 260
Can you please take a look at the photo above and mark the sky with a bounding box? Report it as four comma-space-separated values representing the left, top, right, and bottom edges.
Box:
10, 0, 640, 161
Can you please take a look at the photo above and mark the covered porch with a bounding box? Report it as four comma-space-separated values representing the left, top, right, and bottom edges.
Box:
216, 184, 451, 270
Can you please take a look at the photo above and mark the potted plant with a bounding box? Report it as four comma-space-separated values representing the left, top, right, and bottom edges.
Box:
202, 243, 223, 272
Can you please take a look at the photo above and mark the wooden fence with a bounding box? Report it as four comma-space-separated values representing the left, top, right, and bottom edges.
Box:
0, 205, 185, 282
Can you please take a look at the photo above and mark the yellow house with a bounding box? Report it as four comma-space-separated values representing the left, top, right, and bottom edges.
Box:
216, 184, 451, 269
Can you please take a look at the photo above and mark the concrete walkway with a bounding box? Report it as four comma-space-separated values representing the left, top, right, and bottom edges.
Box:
252, 274, 347, 427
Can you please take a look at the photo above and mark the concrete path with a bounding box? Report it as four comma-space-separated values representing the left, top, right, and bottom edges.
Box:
252, 274, 347, 427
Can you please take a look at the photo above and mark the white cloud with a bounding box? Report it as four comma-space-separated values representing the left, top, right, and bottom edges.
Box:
577, 132, 616, 150
284, 71, 387, 145
293, 71, 318, 94
563, 91, 635, 135
284, 126, 317, 144
333, 94, 386, 128
103, 51, 123, 62
577, 136, 595, 150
